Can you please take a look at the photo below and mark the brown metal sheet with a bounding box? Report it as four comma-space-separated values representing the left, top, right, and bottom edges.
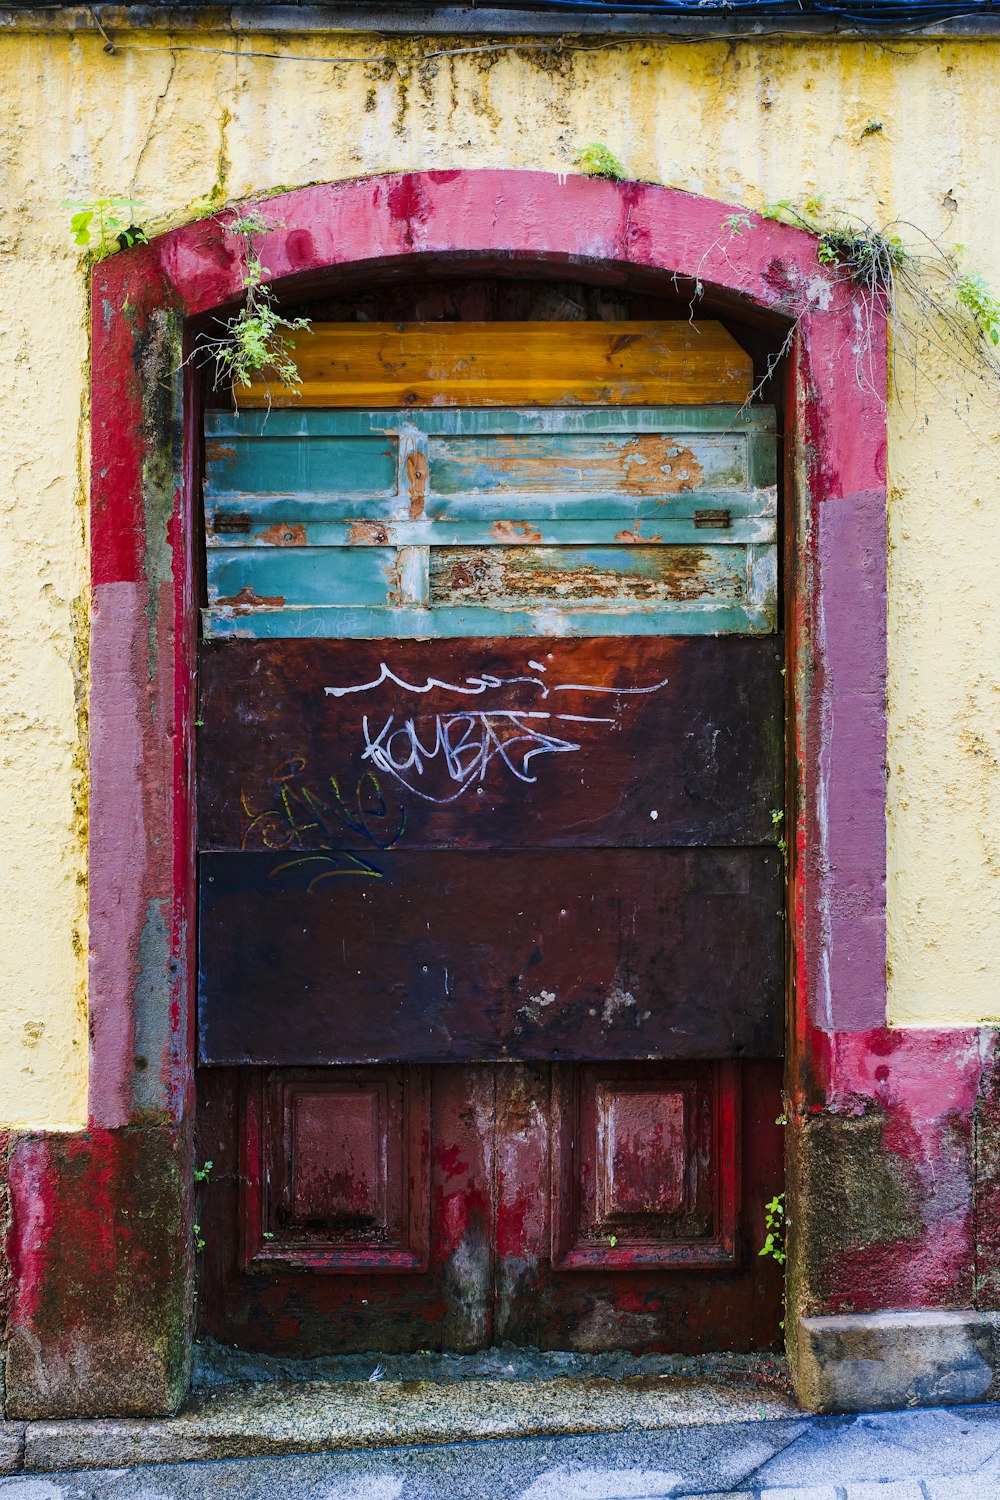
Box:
196, 637, 783, 851
197, 848, 783, 1064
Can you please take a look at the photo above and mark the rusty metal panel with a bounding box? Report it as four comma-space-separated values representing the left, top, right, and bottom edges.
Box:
231, 321, 754, 409
197, 637, 783, 851
197, 847, 783, 1064
203, 406, 777, 638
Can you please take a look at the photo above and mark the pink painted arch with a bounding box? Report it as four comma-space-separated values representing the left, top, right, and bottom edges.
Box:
87, 169, 888, 1131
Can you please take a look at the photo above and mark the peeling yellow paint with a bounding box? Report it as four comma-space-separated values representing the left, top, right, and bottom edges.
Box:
1, 29, 999, 1124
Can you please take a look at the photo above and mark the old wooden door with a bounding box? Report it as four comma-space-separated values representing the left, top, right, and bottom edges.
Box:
195, 322, 785, 1354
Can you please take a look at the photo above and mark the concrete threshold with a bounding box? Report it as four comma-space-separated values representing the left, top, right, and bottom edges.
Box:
3, 1351, 798, 1475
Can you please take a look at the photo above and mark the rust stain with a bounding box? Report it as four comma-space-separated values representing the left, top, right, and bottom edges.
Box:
255, 522, 308, 547
433, 546, 729, 605
598, 436, 706, 497
348, 520, 391, 545
614, 525, 664, 544
491, 519, 544, 543
406, 451, 428, 520
204, 441, 237, 463
216, 584, 285, 613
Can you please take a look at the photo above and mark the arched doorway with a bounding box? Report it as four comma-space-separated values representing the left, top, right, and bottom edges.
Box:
2, 171, 886, 1416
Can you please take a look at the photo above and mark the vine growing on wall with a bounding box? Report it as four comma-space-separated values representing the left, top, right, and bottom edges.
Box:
707, 198, 1000, 408
193, 208, 312, 404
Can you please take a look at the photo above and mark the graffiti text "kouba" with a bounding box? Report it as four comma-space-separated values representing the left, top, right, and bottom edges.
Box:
360, 710, 610, 803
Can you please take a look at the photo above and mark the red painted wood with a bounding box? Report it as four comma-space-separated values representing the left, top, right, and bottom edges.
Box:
196, 1060, 781, 1354
551, 1063, 738, 1271
241, 1068, 430, 1273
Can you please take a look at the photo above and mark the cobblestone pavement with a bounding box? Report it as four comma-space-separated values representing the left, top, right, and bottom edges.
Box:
4, 1403, 1000, 1499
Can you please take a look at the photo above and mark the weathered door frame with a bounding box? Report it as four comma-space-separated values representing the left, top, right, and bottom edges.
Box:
4, 170, 887, 1417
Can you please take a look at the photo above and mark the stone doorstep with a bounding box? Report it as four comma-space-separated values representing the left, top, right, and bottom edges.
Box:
11, 1374, 802, 1475
795, 1310, 1000, 1415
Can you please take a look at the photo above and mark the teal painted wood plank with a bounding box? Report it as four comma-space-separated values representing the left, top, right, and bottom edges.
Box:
206, 405, 777, 439
203, 599, 776, 639
207, 487, 772, 526
425, 432, 748, 503
429, 545, 749, 609
205, 433, 399, 502
202, 404, 779, 639
208, 542, 770, 615
207, 547, 396, 609
206, 516, 778, 549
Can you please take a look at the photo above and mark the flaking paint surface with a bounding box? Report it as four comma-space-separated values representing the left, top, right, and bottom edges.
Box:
1, 34, 999, 1124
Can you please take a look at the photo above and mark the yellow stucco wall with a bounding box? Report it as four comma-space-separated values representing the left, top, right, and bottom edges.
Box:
1, 29, 998, 1126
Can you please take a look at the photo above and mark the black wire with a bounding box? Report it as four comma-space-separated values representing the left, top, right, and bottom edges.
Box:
420, 0, 991, 18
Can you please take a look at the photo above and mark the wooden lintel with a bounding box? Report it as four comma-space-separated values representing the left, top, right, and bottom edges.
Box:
235, 321, 753, 408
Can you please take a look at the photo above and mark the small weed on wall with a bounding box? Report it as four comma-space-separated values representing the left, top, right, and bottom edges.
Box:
67, 196, 312, 402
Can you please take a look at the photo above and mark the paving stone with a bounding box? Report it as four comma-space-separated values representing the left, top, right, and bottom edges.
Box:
923, 1479, 1000, 1499
836, 1484, 927, 1499
751, 1404, 1000, 1487
0, 1487, 64, 1499
758, 1489, 841, 1500
0, 1427, 24, 1477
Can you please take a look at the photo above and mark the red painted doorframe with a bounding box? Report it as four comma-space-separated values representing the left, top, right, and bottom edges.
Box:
4, 171, 890, 1417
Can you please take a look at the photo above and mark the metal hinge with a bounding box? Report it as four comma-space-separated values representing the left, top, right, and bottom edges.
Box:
693, 509, 732, 530
212, 512, 252, 535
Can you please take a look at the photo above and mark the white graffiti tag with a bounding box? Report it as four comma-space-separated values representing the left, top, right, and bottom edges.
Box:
360, 710, 607, 803
325, 661, 669, 701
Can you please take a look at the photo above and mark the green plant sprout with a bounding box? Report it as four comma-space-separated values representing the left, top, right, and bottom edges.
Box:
194, 205, 312, 404
759, 1193, 786, 1267
193, 1159, 213, 1183
65, 198, 148, 259
861, 118, 884, 138
771, 808, 787, 857
193, 1222, 206, 1253
954, 263, 1000, 346
577, 143, 626, 181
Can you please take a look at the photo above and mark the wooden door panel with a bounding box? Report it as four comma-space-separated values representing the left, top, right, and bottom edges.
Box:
197, 637, 783, 852
241, 1067, 429, 1272
196, 1061, 783, 1355
551, 1062, 737, 1270
196, 1064, 499, 1355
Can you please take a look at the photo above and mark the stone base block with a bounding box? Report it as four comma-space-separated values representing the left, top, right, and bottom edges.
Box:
4, 1126, 192, 1420
795, 1309, 999, 1414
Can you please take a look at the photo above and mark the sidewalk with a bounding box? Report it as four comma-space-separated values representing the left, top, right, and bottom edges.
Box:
2, 1348, 1000, 1498
3, 1404, 1000, 1498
